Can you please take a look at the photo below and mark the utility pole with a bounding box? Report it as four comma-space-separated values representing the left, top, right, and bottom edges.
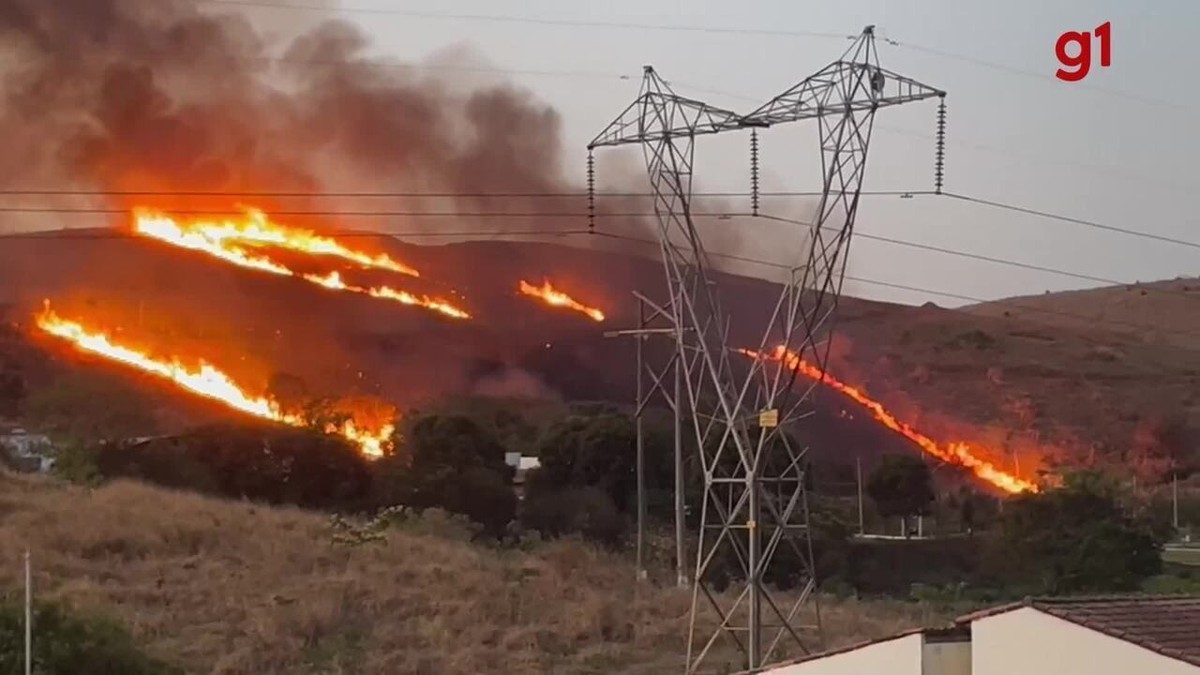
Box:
673, 360, 687, 588
24, 549, 31, 675
603, 297, 687, 586
1173, 471, 1180, 531
856, 455, 865, 536
634, 304, 647, 582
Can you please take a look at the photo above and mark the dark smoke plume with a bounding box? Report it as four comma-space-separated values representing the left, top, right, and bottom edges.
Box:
0, 0, 652, 239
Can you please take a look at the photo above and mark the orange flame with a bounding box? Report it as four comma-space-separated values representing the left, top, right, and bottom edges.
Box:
302, 272, 471, 320
133, 207, 419, 276
132, 209, 468, 319
35, 305, 394, 457
742, 346, 1039, 494
518, 279, 605, 322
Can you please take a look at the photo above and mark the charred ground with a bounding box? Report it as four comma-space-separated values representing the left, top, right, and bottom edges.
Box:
2, 230, 1197, 481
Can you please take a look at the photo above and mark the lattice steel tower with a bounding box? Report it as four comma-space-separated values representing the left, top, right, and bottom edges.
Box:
589, 26, 944, 673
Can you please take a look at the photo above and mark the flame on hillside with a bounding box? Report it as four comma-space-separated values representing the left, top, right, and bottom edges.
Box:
742, 346, 1039, 494
518, 280, 605, 322
133, 207, 418, 276
303, 272, 470, 319
35, 305, 394, 457
133, 208, 468, 319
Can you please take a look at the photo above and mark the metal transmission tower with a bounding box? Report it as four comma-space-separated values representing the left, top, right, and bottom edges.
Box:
591, 66, 797, 673
721, 25, 944, 670
589, 27, 943, 673
737, 23, 945, 474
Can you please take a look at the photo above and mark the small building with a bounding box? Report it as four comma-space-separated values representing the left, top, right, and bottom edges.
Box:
765, 595, 1200, 675
504, 453, 540, 498
0, 427, 55, 473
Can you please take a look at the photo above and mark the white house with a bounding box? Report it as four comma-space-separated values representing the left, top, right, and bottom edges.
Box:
765, 595, 1200, 675
0, 427, 55, 473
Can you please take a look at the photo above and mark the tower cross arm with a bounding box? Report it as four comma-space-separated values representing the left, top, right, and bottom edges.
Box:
741, 62, 944, 127
588, 66, 748, 149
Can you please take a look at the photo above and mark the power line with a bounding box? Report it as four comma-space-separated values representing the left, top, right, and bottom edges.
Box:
0, 189, 915, 199
591, 230, 1200, 342
0, 228, 593, 240
198, 0, 1193, 115
198, 0, 852, 40
762, 213, 1200, 309
669, 81, 1200, 197
2, 190, 1194, 254
3, 194, 1196, 322
757, 214, 1143, 289
4, 209, 1195, 339
941, 192, 1200, 251
890, 41, 1196, 115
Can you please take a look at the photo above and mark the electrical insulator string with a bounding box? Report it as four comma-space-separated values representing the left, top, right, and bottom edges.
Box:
586, 149, 596, 233
750, 129, 761, 217
934, 95, 947, 195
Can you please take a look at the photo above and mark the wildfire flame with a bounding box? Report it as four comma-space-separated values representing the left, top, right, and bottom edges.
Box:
303, 272, 471, 319
518, 280, 605, 322
35, 305, 394, 457
742, 346, 1039, 494
133, 208, 469, 319
133, 207, 419, 276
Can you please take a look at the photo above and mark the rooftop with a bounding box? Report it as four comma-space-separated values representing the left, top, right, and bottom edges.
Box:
960, 595, 1200, 667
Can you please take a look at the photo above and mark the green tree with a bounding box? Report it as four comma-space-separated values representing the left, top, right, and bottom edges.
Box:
95, 424, 375, 511
0, 357, 24, 418
24, 373, 157, 444
0, 597, 180, 674
1131, 413, 1196, 481
992, 470, 1164, 594
529, 408, 673, 516
866, 454, 935, 535
521, 486, 625, 547
375, 412, 516, 538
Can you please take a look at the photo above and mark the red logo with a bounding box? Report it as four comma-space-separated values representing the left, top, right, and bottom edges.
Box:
1056, 21, 1111, 82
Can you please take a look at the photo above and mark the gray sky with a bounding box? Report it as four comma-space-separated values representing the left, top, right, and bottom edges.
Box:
234, 0, 1198, 306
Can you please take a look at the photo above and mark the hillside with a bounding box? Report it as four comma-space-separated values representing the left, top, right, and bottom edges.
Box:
1, 230, 1198, 481
0, 472, 945, 674
966, 278, 1200, 349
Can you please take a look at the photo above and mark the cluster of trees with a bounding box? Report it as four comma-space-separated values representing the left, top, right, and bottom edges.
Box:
0, 596, 179, 674
62, 400, 678, 546
26, 378, 1185, 598
857, 454, 1170, 595
0, 318, 28, 419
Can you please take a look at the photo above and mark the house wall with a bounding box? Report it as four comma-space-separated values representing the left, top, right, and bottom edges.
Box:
972, 607, 1197, 675
922, 639, 970, 675
766, 633, 923, 675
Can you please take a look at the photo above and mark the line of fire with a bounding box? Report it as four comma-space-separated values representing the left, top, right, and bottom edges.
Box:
29, 205, 1035, 496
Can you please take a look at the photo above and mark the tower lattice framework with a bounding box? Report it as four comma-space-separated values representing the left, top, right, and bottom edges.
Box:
589, 26, 944, 674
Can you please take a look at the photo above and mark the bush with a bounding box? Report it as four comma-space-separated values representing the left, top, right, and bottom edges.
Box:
51, 443, 101, 487
988, 470, 1164, 594
93, 424, 376, 511
0, 596, 180, 674
372, 412, 517, 537
521, 486, 625, 547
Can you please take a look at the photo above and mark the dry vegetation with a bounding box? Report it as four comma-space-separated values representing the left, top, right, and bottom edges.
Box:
0, 472, 947, 674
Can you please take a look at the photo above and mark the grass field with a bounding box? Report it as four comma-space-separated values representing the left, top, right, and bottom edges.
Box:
0, 472, 953, 674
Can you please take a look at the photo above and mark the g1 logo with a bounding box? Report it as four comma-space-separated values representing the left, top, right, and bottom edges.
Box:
1056, 21, 1111, 82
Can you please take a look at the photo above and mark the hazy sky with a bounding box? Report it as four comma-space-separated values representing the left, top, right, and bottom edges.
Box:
202, 1, 1200, 305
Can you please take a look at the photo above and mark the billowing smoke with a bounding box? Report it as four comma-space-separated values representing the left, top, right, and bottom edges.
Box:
0, 0, 647, 239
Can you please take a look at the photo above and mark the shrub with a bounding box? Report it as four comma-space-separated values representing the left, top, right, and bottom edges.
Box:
0, 596, 180, 674
521, 486, 625, 547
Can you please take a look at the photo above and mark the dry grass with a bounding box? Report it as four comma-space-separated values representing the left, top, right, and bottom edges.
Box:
0, 472, 949, 674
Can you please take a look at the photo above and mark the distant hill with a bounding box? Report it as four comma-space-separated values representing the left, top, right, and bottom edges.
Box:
965, 278, 1200, 349
2, 229, 1198, 482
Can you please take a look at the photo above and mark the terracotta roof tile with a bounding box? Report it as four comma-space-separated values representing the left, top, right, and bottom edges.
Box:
959, 595, 1200, 667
